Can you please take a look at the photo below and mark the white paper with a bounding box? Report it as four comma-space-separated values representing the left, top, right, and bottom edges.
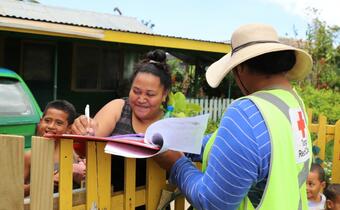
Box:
104, 114, 209, 158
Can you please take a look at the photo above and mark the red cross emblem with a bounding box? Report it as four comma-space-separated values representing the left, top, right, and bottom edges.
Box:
297, 111, 306, 138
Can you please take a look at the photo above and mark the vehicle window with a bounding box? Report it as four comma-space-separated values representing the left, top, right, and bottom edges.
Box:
0, 78, 34, 116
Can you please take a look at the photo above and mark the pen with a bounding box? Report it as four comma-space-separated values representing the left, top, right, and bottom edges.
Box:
85, 104, 90, 124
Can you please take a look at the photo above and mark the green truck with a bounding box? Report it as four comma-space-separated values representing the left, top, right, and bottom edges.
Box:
0, 68, 42, 148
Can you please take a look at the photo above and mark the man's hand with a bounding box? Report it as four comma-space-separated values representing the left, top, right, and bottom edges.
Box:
72, 161, 86, 184
153, 150, 184, 172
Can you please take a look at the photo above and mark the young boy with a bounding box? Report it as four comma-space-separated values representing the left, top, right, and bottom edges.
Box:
307, 163, 327, 210
324, 184, 340, 210
24, 100, 86, 197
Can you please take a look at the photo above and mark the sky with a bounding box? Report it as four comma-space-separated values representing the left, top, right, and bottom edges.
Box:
38, 0, 340, 42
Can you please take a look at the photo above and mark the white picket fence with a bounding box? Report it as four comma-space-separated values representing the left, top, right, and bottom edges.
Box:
187, 98, 234, 122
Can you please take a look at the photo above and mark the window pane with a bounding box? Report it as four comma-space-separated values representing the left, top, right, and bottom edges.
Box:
101, 49, 121, 90
75, 45, 101, 89
0, 78, 34, 116
22, 42, 54, 81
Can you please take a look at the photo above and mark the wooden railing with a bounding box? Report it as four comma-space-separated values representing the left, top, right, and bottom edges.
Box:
0, 110, 339, 209
307, 109, 340, 183
1, 135, 184, 210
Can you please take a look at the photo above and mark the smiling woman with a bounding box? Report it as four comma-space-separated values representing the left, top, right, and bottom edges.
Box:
71, 49, 172, 205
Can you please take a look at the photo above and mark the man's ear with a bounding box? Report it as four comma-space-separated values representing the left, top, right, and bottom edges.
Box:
326, 200, 334, 209
321, 181, 327, 190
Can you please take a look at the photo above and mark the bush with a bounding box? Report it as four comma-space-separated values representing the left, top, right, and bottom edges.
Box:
295, 84, 340, 124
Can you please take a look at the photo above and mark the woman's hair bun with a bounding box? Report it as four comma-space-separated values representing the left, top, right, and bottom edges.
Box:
146, 49, 166, 63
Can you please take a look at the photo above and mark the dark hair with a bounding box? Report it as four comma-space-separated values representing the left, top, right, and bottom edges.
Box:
310, 163, 326, 182
43, 100, 77, 125
324, 184, 340, 202
243, 50, 296, 75
131, 49, 172, 107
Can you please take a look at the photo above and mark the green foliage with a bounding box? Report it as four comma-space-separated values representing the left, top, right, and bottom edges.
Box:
304, 11, 340, 90
168, 59, 185, 93
295, 85, 340, 123
167, 91, 220, 134
205, 119, 219, 134
168, 92, 201, 117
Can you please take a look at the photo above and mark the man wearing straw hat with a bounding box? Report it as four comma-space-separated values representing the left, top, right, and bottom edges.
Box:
154, 23, 313, 210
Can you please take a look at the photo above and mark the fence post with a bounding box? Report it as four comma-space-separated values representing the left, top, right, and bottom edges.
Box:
0, 135, 24, 210
30, 136, 54, 210
124, 158, 136, 210
86, 141, 99, 210
97, 142, 112, 210
316, 115, 327, 162
146, 159, 166, 210
59, 138, 74, 210
331, 120, 340, 183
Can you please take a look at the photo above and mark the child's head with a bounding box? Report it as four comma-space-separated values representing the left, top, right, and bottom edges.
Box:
37, 100, 77, 136
307, 163, 326, 202
324, 184, 340, 210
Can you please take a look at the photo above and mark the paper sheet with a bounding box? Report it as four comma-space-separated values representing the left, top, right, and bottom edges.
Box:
104, 114, 209, 158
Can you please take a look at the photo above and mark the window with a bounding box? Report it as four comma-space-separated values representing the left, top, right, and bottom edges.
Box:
21, 41, 55, 82
73, 44, 123, 91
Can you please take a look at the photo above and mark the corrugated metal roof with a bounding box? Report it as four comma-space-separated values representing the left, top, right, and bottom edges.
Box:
0, 0, 153, 34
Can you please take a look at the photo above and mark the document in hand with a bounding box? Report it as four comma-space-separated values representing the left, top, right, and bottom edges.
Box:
106, 114, 209, 158
45, 114, 209, 158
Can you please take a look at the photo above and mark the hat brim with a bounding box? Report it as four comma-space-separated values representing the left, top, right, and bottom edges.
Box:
206, 42, 312, 88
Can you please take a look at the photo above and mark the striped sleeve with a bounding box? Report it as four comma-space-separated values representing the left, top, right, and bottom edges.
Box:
169, 99, 271, 210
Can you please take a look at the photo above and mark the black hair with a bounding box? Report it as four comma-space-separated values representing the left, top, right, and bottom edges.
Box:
310, 163, 326, 182
131, 49, 172, 107
324, 184, 340, 202
43, 100, 77, 125
243, 50, 296, 75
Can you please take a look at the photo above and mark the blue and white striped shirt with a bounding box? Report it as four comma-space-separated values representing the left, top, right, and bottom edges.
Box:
169, 98, 271, 210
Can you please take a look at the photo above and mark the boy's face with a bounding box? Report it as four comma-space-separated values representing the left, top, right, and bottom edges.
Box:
326, 195, 340, 210
307, 171, 326, 201
37, 108, 70, 136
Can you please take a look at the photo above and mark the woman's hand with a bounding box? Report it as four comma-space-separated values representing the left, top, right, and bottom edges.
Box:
71, 115, 97, 136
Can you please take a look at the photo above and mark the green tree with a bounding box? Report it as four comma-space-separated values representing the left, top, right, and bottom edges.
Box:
304, 9, 340, 90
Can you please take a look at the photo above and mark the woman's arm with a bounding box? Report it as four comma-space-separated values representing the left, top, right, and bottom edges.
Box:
93, 99, 125, 137
71, 99, 125, 136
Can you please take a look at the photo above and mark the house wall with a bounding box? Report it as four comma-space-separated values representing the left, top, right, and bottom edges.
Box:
0, 30, 227, 116
0, 31, 149, 114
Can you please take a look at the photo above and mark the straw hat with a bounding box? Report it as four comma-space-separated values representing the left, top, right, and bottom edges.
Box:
206, 23, 313, 88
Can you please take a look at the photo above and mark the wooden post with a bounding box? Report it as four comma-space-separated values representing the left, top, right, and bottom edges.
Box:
146, 159, 166, 210
97, 142, 111, 210
316, 115, 327, 162
59, 138, 74, 210
0, 135, 24, 210
124, 158, 136, 210
30, 136, 54, 210
175, 196, 185, 210
331, 120, 340, 183
86, 141, 99, 210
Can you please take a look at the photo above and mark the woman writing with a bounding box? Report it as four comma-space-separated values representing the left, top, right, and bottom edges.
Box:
71, 49, 172, 194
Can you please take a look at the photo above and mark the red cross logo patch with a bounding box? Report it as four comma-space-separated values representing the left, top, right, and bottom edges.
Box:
289, 108, 309, 163
297, 111, 306, 138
